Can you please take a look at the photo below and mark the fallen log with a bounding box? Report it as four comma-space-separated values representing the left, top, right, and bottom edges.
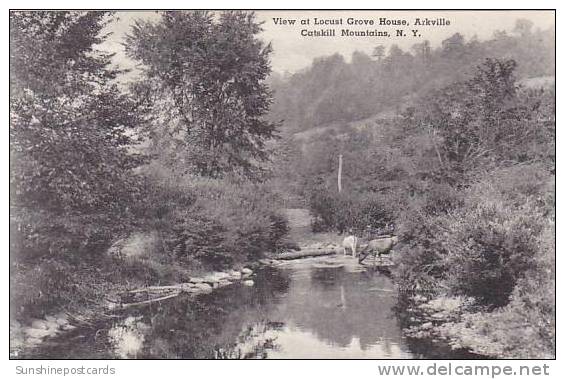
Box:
276, 247, 338, 260
125, 285, 184, 294
117, 292, 182, 309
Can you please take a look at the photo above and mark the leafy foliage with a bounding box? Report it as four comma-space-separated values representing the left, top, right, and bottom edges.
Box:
10, 11, 145, 213
159, 178, 289, 269
125, 11, 277, 179
270, 22, 554, 132
9, 11, 152, 320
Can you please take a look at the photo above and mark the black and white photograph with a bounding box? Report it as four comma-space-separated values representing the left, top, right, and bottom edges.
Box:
9, 8, 555, 361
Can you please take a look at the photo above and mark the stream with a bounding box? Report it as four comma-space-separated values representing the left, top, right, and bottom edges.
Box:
21, 256, 467, 359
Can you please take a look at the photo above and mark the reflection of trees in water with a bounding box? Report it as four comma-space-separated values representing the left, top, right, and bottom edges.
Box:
25, 266, 412, 359
134, 267, 291, 358
392, 293, 486, 359
21, 268, 291, 359
280, 267, 403, 351
107, 316, 149, 358
130, 266, 407, 358
214, 321, 284, 359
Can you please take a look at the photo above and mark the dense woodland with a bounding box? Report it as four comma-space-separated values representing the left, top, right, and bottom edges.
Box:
271, 20, 554, 358
268, 20, 554, 131
10, 11, 555, 358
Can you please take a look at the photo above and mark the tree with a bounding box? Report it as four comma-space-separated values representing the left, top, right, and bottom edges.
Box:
10, 11, 146, 263
416, 58, 554, 180
514, 18, 534, 37
125, 11, 277, 179
441, 33, 465, 57
10, 11, 144, 213
411, 40, 432, 64
371, 45, 385, 61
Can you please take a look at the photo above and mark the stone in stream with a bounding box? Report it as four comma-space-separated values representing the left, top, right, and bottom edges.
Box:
26, 337, 43, 346
44, 320, 59, 331
30, 319, 49, 330
11, 337, 24, 350
203, 272, 231, 284
229, 270, 242, 280
180, 283, 194, 292
241, 268, 253, 276
193, 283, 213, 293
10, 321, 22, 330
189, 277, 205, 284
180, 286, 202, 294
217, 280, 232, 288
61, 324, 77, 331
23, 327, 51, 339
54, 313, 69, 326
242, 280, 254, 287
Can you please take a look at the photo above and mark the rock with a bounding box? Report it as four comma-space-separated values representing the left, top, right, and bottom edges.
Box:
54, 312, 69, 323
23, 327, 50, 338
120, 231, 160, 258
44, 320, 59, 331
241, 268, 253, 276
61, 324, 76, 331
243, 280, 254, 287
183, 287, 203, 294
194, 283, 212, 293
204, 272, 230, 284
215, 272, 230, 279
217, 280, 232, 288
45, 315, 57, 322
431, 312, 447, 320
10, 336, 24, 349
189, 277, 205, 284
30, 319, 49, 330
26, 337, 43, 345
229, 270, 242, 280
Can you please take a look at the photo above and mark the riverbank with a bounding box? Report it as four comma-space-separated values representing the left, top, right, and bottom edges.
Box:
9, 209, 340, 359
15, 254, 416, 359
10, 265, 257, 357
11, 206, 536, 360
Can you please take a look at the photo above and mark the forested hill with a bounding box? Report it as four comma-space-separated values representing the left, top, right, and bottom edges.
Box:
268, 20, 555, 133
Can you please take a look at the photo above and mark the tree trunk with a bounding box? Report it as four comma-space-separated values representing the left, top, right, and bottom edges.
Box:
338, 154, 343, 193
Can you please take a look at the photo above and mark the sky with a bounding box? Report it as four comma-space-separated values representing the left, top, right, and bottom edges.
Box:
102, 10, 555, 76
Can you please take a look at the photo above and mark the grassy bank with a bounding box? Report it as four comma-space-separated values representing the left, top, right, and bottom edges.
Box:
10, 172, 290, 328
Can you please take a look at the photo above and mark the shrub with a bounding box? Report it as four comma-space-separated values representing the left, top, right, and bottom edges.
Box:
396, 164, 552, 307
157, 178, 289, 269
441, 200, 544, 306
309, 188, 394, 234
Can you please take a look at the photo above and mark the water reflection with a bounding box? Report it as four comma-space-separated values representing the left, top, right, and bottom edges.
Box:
108, 316, 148, 358
25, 258, 416, 359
